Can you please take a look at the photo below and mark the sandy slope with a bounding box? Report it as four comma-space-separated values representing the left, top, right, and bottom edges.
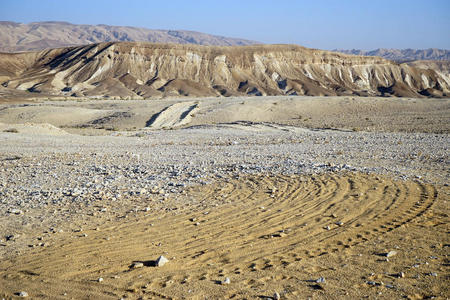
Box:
147, 102, 199, 129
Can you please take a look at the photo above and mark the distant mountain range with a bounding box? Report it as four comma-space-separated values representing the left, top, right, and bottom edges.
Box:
0, 21, 258, 52
334, 48, 450, 62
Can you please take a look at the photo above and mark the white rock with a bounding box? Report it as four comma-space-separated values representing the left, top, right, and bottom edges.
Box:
131, 262, 144, 269
221, 277, 231, 285
156, 255, 169, 267
18, 291, 28, 297
386, 250, 397, 257
8, 208, 23, 215
316, 277, 325, 283
273, 292, 281, 299
97, 277, 103, 282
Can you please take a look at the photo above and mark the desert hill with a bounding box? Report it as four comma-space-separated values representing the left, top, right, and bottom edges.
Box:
0, 21, 257, 52
1, 42, 449, 99
335, 48, 450, 62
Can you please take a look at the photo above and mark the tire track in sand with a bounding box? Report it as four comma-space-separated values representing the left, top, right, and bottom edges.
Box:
0, 172, 437, 299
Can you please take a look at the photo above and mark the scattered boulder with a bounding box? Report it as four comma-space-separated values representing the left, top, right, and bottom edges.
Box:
156, 255, 169, 267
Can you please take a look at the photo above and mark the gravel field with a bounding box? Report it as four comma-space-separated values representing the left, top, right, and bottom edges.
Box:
1, 125, 448, 256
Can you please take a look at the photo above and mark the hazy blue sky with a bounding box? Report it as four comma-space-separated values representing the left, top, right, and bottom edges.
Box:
1, 0, 449, 50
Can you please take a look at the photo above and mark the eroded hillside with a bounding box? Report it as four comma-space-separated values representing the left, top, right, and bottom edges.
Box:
1, 42, 449, 99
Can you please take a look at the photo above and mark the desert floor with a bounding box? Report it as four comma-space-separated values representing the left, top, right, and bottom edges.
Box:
0, 96, 448, 299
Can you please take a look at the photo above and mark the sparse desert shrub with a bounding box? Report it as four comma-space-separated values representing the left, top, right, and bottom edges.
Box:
4, 128, 18, 133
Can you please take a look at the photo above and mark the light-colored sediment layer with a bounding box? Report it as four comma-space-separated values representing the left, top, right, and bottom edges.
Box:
0, 172, 447, 299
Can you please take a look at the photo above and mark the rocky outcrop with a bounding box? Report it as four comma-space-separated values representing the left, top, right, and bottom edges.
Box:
1, 42, 449, 98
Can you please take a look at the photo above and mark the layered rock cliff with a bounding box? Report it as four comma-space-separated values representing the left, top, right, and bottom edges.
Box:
1, 42, 449, 98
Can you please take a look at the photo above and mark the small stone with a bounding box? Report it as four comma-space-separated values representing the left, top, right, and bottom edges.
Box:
221, 277, 231, 285
131, 262, 144, 269
8, 208, 23, 215
18, 291, 28, 297
273, 292, 281, 300
386, 250, 397, 258
316, 277, 325, 283
97, 277, 103, 282
399, 272, 405, 278
367, 281, 377, 286
156, 255, 169, 267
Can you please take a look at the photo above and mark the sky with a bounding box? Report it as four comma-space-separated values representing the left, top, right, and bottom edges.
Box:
1, 0, 449, 50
